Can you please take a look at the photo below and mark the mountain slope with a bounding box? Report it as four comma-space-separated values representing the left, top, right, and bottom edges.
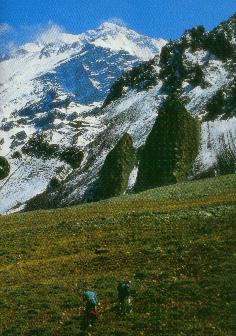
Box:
0, 22, 166, 213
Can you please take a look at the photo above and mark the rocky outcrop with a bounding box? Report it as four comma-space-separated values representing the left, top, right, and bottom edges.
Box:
93, 133, 136, 200
135, 96, 200, 191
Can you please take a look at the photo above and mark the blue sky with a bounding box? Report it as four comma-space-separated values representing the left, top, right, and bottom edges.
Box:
0, 0, 236, 45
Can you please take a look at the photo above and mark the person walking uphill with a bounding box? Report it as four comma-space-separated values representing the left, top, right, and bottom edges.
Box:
117, 281, 133, 314
82, 290, 98, 329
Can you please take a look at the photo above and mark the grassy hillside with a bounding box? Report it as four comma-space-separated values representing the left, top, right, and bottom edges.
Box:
0, 175, 236, 336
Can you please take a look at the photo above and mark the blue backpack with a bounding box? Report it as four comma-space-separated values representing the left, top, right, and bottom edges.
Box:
84, 291, 97, 306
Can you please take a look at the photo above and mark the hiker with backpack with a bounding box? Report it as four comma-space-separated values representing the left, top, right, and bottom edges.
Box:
117, 281, 133, 314
82, 290, 98, 329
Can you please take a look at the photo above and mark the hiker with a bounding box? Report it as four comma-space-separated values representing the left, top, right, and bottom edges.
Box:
117, 281, 133, 313
82, 290, 98, 328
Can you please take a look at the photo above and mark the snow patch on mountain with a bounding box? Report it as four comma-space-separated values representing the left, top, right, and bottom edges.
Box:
0, 157, 70, 213
195, 117, 236, 171
81, 22, 166, 61
0, 22, 165, 119
185, 57, 229, 116
92, 22, 166, 61
128, 166, 139, 190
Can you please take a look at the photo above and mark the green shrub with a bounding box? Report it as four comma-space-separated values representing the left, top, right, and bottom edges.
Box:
11, 151, 22, 160
103, 59, 157, 107
59, 146, 84, 169
0, 156, 10, 180
189, 64, 206, 88
204, 30, 234, 61
22, 134, 83, 168
203, 90, 225, 121
159, 42, 186, 94
223, 78, 236, 118
103, 77, 125, 107
187, 26, 206, 50
22, 134, 59, 159
216, 149, 236, 175
48, 177, 61, 190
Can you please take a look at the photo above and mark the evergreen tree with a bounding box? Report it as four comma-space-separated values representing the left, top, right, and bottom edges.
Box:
0, 156, 10, 180
135, 95, 200, 191
190, 64, 205, 87
160, 43, 186, 94
22, 134, 59, 158
204, 31, 234, 60
48, 177, 61, 190
103, 77, 125, 107
204, 90, 225, 121
59, 147, 84, 169
188, 26, 206, 50
103, 59, 157, 107
224, 78, 236, 118
216, 149, 236, 175
64, 97, 71, 113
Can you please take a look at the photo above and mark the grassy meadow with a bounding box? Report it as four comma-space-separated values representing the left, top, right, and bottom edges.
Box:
0, 174, 236, 335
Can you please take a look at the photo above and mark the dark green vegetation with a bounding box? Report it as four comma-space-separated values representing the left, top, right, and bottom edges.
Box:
135, 96, 200, 191
203, 78, 236, 121
24, 179, 62, 212
22, 134, 60, 159
203, 90, 225, 121
103, 13, 236, 107
103, 58, 158, 108
0, 174, 236, 335
160, 14, 236, 95
22, 134, 83, 169
48, 177, 61, 190
204, 16, 235, 61
188, 64, 206, 88
159, 40, 187, 94
0, 156, 10, 180
183, 22, 234, 61
160, 20, 235, 95
59, 147, 84, 169
216, 149, 236, 175
93, 133, 136, 200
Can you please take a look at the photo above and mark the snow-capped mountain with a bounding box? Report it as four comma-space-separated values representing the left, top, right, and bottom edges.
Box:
0, 22, 165, 122
0, 22, 166, 213
1, 14, 236, 214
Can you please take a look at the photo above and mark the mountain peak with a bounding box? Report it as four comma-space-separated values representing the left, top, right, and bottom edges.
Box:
99, 20, 127, 30
84, 22, 166, 61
